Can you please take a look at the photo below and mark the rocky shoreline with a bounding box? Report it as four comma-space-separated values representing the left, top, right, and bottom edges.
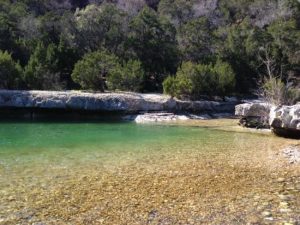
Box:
235, 101, 300, 139
0, 90, 238, 116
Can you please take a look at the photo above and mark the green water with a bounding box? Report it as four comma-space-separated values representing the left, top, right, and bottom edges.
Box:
0, 122, 232, 169
0, 121, 299, 224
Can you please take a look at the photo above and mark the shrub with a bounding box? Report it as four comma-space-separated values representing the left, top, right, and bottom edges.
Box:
261, 76, 299, 105
107, 60, 145, 92
163, 76, 177, 97
0, 50, 23, 89
163, 61, 236, 99
71, 50, 120, 91
213, 60, 236, 96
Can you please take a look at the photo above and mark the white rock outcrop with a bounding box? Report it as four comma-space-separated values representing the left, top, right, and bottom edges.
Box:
134, 113, 189, 123
235, 102, 271, 128
235, 102, 271, 117
269, 104, 300, 138
235, 101, 300, 138
269, 104, 300, 130
0, 90, 238, 113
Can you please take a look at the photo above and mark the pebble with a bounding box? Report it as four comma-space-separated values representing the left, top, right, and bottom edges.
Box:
7, 196, 15, 201
277, 178, 285, 183
262, 211, 272, 217
280, 208, 292, 213
264, 217, 274, 221
286, 186, 295, 191
253, 195, 260, 200
279, 202, 289, 208
278, 194, 291, 201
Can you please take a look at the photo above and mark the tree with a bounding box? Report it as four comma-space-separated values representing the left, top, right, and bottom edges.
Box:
24, 42, 63, 90
177, 17, 215, 63
0, 51, 23, 89
72, 3, 127, 54
162, 76, 178, 97
267, 18, 300, 65
158, 0, 193, 28
107, 59, 145, 92
215, 20, 267, 93
71, 50, 120, 91
128, 6, 179, 91
213, 60, 236, 96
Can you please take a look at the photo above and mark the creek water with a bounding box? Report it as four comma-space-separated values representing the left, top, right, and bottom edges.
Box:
0, 120, 299, 224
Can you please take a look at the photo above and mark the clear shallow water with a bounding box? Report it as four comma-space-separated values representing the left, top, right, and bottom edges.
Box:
0, 120, 299, 224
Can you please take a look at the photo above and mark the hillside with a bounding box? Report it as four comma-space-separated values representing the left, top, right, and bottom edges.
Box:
0, 0, 299, 102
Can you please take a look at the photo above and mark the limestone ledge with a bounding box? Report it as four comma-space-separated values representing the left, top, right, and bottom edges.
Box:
0, 90, 238, 113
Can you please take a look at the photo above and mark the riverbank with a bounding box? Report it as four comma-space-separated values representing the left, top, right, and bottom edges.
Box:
0, 90, 238, 116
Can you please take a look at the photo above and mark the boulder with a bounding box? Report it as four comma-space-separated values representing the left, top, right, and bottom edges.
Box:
269, 104, 300, 138
235, 102, 271, 117
235, 102, 271, 128
134, 113, 189, 123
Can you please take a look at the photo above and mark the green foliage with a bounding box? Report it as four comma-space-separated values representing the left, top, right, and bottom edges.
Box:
128, 6, 179, 91
213, 60, 236, 96
24, 42, 63, 90
0, 0, 299, 98
267, 19, 300, 65
163, 61, 236, 99
0, 51, 23, 89
261, 76, 299, 105
163, 76, 178, 97
73, 3, 126, 53
178, 17, 215, 63
71, 50, 120, 91
107, 60, 145, 92
158, 0, 193, 27
215, 20, 266, 93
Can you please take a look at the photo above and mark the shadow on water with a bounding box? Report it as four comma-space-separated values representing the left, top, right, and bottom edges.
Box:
0, 108, 129, 123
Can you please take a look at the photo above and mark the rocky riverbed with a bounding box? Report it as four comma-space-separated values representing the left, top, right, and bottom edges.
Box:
0, 119, 299, 225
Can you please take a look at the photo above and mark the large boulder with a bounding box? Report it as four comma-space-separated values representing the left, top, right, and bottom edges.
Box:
235, 102, 271, 128
269, 104, 300, 138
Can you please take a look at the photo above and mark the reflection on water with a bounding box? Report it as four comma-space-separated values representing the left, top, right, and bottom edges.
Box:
0, 120, 299, 224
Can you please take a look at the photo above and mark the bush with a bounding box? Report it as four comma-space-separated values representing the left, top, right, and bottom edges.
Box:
213, 60, 236, 96
71, 50, 120, 91
163, 61, 236, 99
261, 76, 299, 105
107, 60, 145, 92
163, 76, 177, 97
0, 50, 23, 89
